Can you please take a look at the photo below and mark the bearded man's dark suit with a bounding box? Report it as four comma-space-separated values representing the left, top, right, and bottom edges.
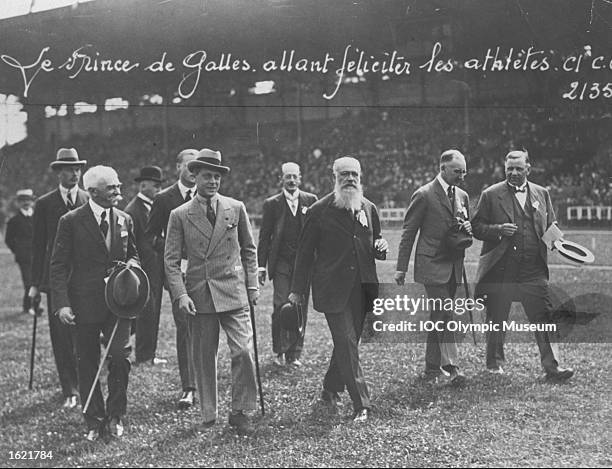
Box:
145, 183, 195, 392
472, 181, 560, 372
257, 190, 317, 361
396, 177, 470, 375
125, 195, 162, 362
50, 203, 139, 430
5, 210, 34, 313
31, 187, 88, 398
291, 193, 383, 412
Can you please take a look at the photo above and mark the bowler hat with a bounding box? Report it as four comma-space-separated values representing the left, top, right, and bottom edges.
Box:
134, 166, 164, 183
105, 263, 150, 320
187, 149, 230, 174
50, 148, 87, 169
279, 301, 305, 334
16, 189, 34, 200
553, 239, 595, 266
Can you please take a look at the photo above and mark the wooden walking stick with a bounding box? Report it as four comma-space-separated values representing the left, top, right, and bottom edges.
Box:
249, 302, 265, 416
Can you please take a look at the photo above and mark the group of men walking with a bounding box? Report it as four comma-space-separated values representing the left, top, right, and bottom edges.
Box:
4, 144, 574, 440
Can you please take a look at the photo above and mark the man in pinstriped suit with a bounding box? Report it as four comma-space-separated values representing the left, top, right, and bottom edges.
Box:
164, 149, 259, 432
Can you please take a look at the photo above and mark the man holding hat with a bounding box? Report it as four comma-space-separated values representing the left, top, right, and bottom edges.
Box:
164, 149, 260, 432
50, 165, 140, 441
257, 162, 317, 367
125, 166, 165, 365
145, 149, 198, 409
289, 156, 388, 423
5, 189, 38, 315
394, 149, 471, 385
472, 150, 574, 380
29, 148, 88, 408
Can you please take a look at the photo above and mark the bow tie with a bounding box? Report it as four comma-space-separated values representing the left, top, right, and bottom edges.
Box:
509, 184, 526, 193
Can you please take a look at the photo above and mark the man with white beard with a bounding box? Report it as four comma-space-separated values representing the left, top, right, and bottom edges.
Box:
289, 156, 388, 423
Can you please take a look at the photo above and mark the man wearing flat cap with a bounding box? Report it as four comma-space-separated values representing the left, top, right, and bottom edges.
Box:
50, 165, 139, 441
257, 162, 317, 367
289, 156, 388, 423
5, 189, 38, 315
165, 149, 260, 432
29, 148, 88, 409
125, 166, 165, 365
145, 149, 198, 409
472, 150, 574, 381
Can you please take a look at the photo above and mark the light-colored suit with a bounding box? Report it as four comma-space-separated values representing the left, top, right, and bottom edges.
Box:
396, 177, 470, 374
164, 193, 258, 422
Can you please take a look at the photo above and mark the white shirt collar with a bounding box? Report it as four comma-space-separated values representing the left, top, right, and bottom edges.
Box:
196, 193, 219, 214
20, 207, 33, 217
137, 192, 154, 205
508, 180, 528, 191
436, 174, 451, 193
283, 188, 300, 203
89, 199, 110, 223
59, 184, 79, 201
178, 180, 195, 200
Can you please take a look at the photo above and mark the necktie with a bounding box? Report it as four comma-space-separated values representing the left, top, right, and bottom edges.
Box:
66, 192, 75, 210
447, 185, 454, 205
100, 210, 109, 238
206, 198, 216, 226
184, 189, 192, 202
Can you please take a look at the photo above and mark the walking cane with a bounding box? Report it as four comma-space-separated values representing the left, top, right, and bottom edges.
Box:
249, 302, 265, 416
462, 269, 478, 346
28, 311, 38, 390
82, 320, 118, 414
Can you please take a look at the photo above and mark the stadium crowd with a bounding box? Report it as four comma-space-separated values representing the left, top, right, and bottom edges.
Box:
1, 100, 610, 227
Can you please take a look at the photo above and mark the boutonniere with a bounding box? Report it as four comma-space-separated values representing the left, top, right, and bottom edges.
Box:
532, 200, 540, 210
302, 206, 308, 215
458, 203, 468, 218
117, 216, 125, 227
357, 209, 368, 228
226, 222, 238, 230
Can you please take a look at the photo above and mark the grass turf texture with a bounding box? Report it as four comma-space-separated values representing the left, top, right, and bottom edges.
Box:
1, 229, 611, 467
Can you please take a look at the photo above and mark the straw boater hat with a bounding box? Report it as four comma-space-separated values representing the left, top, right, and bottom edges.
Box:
49, 148, 87, 169
186, 149, 230, 174
553, 239, 595, 266
16, 189, 34, 200
105, 264, 150, 320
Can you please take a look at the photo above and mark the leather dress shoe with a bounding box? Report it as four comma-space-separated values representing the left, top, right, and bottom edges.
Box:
487, 366, 504, 375
151, 357, 168, 365
108, 417, 124, 438
198, 419, 216, 430
288, 359, 302, 368
63, 395, 78, 409
545, 367, 574, 382
449, 368, 467, 386
178, 390, 195, 409
353, 408, 370, 423
85, 429, 100, 442
229, 411, 252, 433
272, 354, 284, 366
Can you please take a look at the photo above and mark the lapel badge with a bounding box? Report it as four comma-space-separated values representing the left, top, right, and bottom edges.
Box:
117, 215, 125, 227
532, 200, 540, 210
302, 206, 308, 215
357, 209, 368, 228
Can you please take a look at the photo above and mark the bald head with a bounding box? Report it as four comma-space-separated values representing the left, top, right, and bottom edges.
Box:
281, 162, 301, 193
505, 150, 530, 186
333, 156, 361, 176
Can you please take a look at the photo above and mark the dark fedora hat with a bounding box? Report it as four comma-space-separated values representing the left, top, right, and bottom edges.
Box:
134, 165, 164, 183
279, 301, 305, 334
50, 147, 87, 169
105, 263, 150, 320
187, 148, 230, 174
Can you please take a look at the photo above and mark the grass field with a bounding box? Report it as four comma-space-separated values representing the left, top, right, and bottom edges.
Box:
1, 229, 611, 467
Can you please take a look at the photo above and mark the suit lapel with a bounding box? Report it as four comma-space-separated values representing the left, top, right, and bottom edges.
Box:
75, 188, 88, 207
110, 209, 126, 259
187, 199, 213, 239
207, 196, 232, 255
433, 179, 454, 216
276, 194, 287, 237
527, 183, 546, 238
498, 187, 515, 222
52, 189, 69, 216
81, 204, 109, 255
326, 197, 356, 238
